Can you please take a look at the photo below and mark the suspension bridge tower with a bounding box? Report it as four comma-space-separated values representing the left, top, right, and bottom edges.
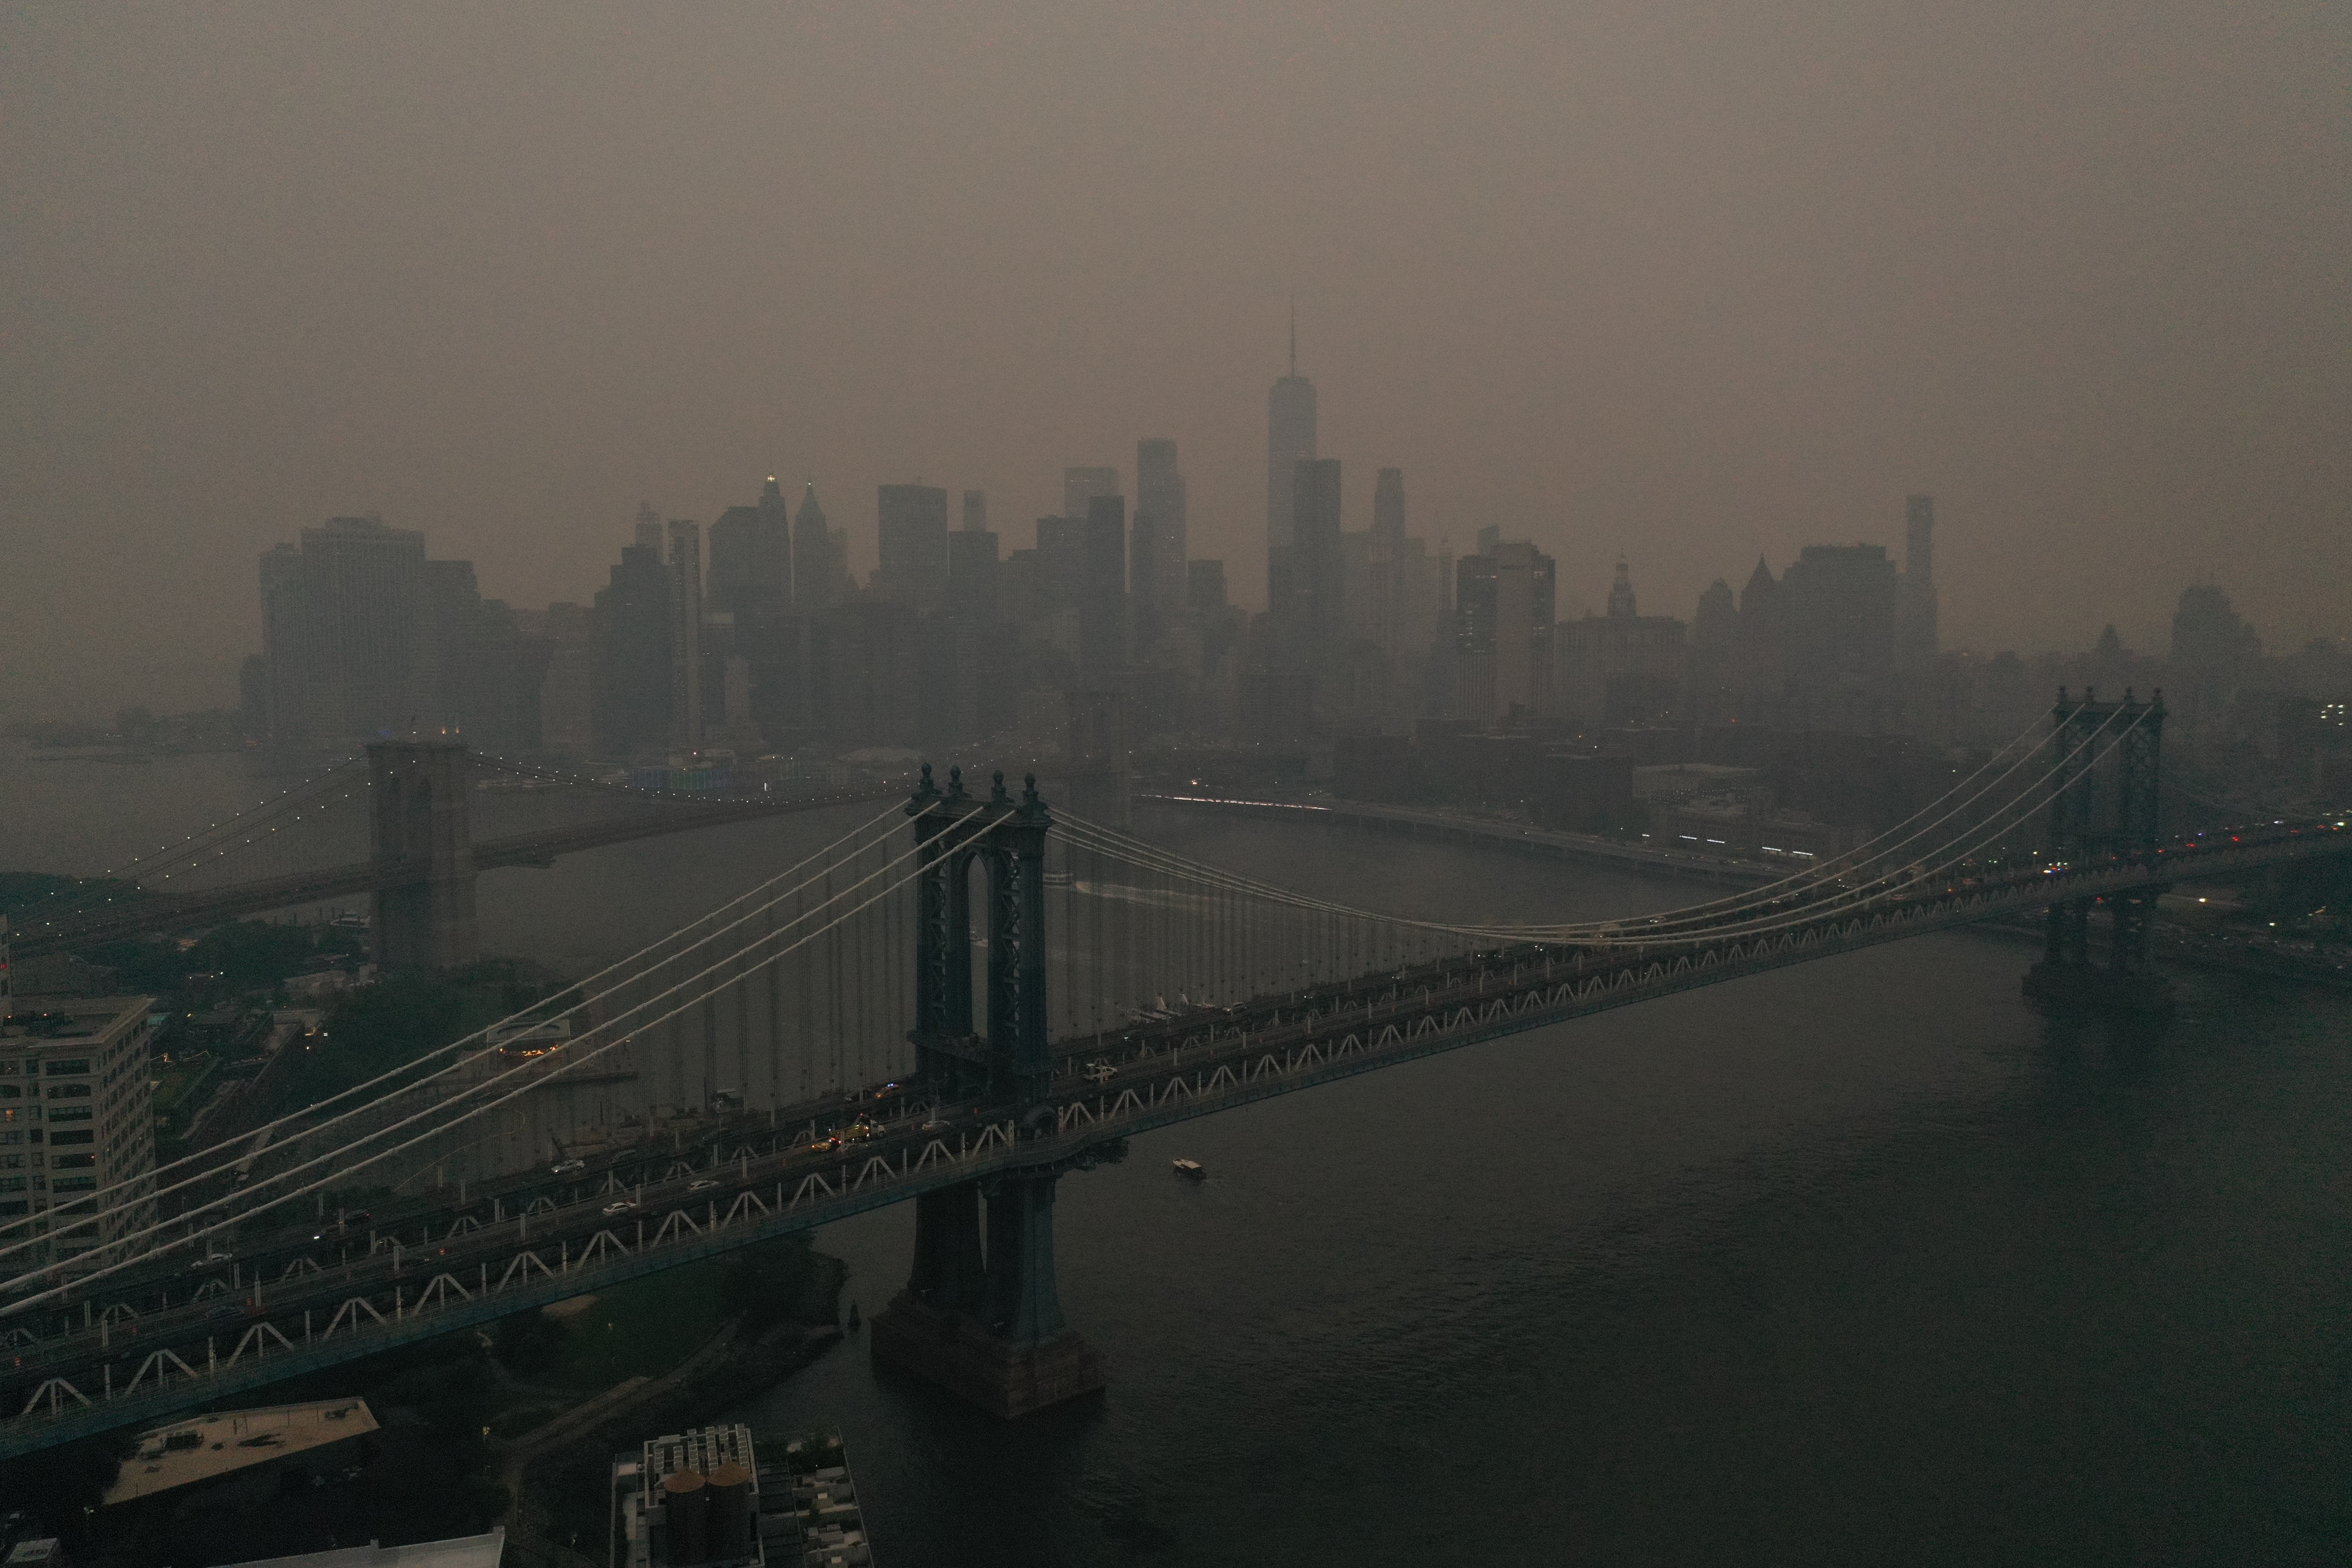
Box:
367, 737, 479, 971
869, 765, 1108, 1417
2023, 688, 2169, 1013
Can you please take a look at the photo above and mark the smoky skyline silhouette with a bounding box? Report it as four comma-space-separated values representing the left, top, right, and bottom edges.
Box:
3, 2, 2346, 720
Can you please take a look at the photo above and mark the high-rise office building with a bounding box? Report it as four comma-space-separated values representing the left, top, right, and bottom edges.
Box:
1266, 319, 1318, 557
792, 484, 841, 615
820, 600, 920, 745
1291, 458, 1345, 661
1554, 559, 1681, 725
257, 542, 308, 744
1063, 467, 1120, 524
1080, 494, 1129, 671
256, 514, 553, 748
665, 521, 704, 751
876, 484, 950, 609
1688, 578, 1739, 706
2171, 585, 2261, 668
295, 515, 427, 741
1455, 540, 1558, 725
1133, 439, 1188, 650
416, 557, 535, 745
963, 489, 988, 533
1188, 559, 1228, 616
1372, 468, 1406, 545
1034, 515, 1087, 615
535, 601, 594, 754
0, 994, 159, 1274
1897, 494, 1938, 670
948, 526, 1000, 621
707, 476, 793, 621
254, 515, 428, 746
1779, 544, 1899, 692
634, 502, 663, 555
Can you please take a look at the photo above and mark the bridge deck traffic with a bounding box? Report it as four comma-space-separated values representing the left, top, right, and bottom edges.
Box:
3, 815, 2341, 1456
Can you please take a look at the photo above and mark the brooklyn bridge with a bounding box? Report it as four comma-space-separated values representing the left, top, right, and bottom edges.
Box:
3, 691, 2345, 1457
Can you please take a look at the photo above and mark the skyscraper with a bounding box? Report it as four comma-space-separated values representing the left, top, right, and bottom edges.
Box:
1555, 558, 1678, 724
792, 483, 839, 615
962, 488, 988, 533
1898, 494, 1938, 670
665, 519, 704, 750
1063, 467, 1120, 523
707, 476, 793, 621
1080, 493, 1129, 671
1266, 317, 1318, 565
1372, 468, 1406, 545
257, 542, 307, 745
1456, 539, 1558, 725
288, 514, 426, 742
1133, 438, 1187, 652
1187, 559, 1228, 616
591, 542, 671, 758
1291, 458, 1344, 662
948, 525, 1000, 621
1779, 544, 1898, 695
875, 483, 950, 608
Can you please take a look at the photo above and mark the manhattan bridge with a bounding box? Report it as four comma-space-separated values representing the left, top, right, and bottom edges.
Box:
2, 690, 2346, 1453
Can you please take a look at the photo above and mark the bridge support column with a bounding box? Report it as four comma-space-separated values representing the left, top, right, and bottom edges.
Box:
870, 1170, 1104, 1419
874, 766, 1105, 1417
907, 766, 987, 1097
367, 738, 477, 971
901, 1182, 987, 1314
2023, 689, 2172, 1014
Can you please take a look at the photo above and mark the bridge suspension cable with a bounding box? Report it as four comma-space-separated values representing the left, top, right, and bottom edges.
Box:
0, 798, 911, 1270
0, 799, 1005, 1308
1565, 706, 2165, 943
10, 756, 371, 926
1056, 703, 2143, 956
1596, 702, 2158, 947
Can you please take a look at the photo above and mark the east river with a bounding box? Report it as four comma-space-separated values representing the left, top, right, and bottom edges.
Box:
7, 742, 2349, 1565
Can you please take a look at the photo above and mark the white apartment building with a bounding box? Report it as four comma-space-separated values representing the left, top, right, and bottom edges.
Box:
1, 993, 159, 1272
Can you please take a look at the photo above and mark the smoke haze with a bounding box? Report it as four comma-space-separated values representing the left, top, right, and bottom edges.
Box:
3, 1, 2345, 720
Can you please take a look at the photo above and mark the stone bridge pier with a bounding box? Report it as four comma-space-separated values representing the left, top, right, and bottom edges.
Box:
2023, 689, 2170, 1014
368, 738, 478, 971
869, 766, 1106, 1417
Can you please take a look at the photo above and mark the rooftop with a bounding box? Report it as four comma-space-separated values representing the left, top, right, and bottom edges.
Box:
104, 1397, 380, 1505
214, 1528, 505, 1568
0, 995, 154, 1045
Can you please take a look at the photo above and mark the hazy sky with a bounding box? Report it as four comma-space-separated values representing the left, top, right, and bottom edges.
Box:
4, 2, 2345, 721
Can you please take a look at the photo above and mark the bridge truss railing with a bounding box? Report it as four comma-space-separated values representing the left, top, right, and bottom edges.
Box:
7, 816, 2343, 1456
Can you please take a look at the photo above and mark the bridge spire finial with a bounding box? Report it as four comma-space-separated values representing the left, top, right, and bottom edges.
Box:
991, 769, 1011, 805
948, 765, 967, 799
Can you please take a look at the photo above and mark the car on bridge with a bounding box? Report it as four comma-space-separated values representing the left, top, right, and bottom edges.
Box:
686, 1179, 722, 1193
601, 1198, 638, 1217
551, 1158, 587, 1176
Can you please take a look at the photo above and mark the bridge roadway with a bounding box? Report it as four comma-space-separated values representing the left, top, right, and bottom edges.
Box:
1, 818, 2344, 1456
6, 784, 903, 956
1142, 792, 1779, 886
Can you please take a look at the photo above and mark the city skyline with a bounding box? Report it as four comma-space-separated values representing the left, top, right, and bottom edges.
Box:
5, 312, 2338, 730
5, 6, 2346, 723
